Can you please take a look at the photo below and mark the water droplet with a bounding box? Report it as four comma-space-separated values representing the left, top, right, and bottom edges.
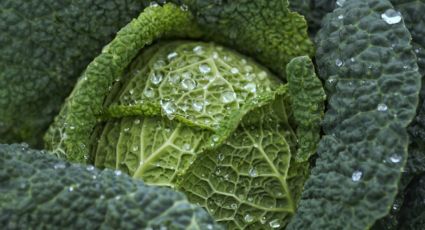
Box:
86, 165, 95, 171
224, 174, 230, 181
124, 128, 130, 132
212, 52, 219, 59
114, 170, 122, 176
167, 52, 178, 61
335, 58, 344, 67
269, 219, 281, 228
181, 78, 197, 91
192, 101, 204, 112
132, 145, 139, 151
160, 100, 177, 117
377, 103, 388, 112
151, 72, 163, 85
258, 71, 267, 80
230, 203, 238, 209
215, 168, 221, 175
338, 15, 344, 20
393, 203, 400, 210
100, 195, 105, 199
390, 154, 402, 163
134, 119, 141, 124
230, 67, 239, 74
149, 2, 159, 7
183, 143, 191, 151
218, 154, 224, 161
180, 4, 189, 11
352, 170, 362, 182
129, 89, 134, 95
153, 59, 166, 69
260, 216, 267, 224
68, 186, 74, 192
221, 91, 236, 103
143, 88, 155, 98
244, 214, 254, 223
199, 64, 211, 74
168, 73, 180, 84
381, 9, 402, 25
244, 83, 257, 93
249, 167, 258, 177
54, 163, 66, 169
115, 195, 121, 200
193, 45, 203, 54
327, 76, 337, 85
212, 135, 219, 142
336, 0, 346, 7
415, 48, 421, 54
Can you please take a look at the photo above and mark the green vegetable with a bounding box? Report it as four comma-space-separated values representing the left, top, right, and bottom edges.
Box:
45, 2, 324, 229
0, 0, 146, 146
288, 0, 421, 229
0, 144, 222, 229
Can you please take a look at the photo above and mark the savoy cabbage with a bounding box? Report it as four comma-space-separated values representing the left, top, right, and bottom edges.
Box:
1, 0, 425, 229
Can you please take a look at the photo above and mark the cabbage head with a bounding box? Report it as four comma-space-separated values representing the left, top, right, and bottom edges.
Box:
44, 2, 325, 229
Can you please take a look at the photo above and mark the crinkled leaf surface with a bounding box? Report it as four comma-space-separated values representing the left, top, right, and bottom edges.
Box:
392, 0, 425, 177
170, 0, 314, 76
287, 56, 326, 162
0, 144, 221, 229
0, 0, 145, 146
288, 0, 421, 229
44, 4, 203, 162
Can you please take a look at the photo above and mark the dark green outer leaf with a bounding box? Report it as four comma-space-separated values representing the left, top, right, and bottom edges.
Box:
170, 0, 314, 76
0, 144, 222, 229
288, 0, 421, 229
392, 0, 425, 177
0, 0, 145, 146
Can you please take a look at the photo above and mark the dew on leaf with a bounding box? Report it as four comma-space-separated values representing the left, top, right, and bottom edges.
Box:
230, 203, 238, 209
86, 165, 95, 171
218, 154, 224, 161
335, 58, 344, 67
352, 170, 362, 182
193, 45, 203, 54
336, 0, 346, 7
221, 91, 236, 103
54, 163, 66, 169
338, 15, 344, 20
244, 214, 254, 223
167, 52, 178, 61
168, 73, 180, 84
377, 103, 388, 112
230, 67, 239, 74
269, 219, 281, 228
244, 83, 257, 93
249, 167, 258, 177
192, 101, 204, 112
181, 78, 197, 91
381, 9, 402, 25
114, 170, 122, 176
160, 100, 177, 117
390, 154, 402, 163
150, 72, 163, 85
199, 64, 212, 74
183, 143, 191, 151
